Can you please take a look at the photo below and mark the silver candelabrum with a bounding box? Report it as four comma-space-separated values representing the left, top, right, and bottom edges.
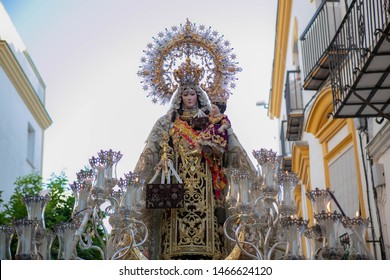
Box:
223, 148, 373, 260
0, 149, 148, 260
0, 148, 373, 260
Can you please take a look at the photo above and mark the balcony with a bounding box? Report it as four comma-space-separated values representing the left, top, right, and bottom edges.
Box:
329, 0, 390, 119
285, 70, 304, 141
300, 0, 343, 90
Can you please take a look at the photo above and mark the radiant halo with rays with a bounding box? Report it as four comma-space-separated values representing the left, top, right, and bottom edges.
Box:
137, 19, 241, 105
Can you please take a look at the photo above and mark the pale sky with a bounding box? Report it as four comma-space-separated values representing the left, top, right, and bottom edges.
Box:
2, 0, 278, 183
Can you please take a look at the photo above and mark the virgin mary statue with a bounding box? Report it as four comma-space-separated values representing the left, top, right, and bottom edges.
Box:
134, 20, 256, 260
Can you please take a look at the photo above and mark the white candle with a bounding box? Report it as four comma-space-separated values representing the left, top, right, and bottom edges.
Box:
97, 166, 105, 189
77, 188, 89, 212
291, 224, 299, 256
106, 165, 112, 180
123, 186, 134, 209
326, 219, 336, 247
239, 178, 249, 204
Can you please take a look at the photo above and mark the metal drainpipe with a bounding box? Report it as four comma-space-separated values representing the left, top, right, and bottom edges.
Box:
358, 120, 387, 259
358, 128, 379, 259
368, 156, 387, 259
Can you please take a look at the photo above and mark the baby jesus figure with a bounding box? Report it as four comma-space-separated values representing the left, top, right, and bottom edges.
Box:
198, 101, 231, 156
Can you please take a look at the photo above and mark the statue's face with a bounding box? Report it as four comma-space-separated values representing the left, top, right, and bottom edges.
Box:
181, 87, 198, 109
211, 104, 220, 115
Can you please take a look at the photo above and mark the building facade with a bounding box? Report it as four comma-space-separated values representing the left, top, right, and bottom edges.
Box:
268, 0, 390, 259
0, 3, 51, 203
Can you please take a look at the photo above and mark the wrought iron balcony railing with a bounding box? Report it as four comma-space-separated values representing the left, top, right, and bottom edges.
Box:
285, 70, 304, 141
329, 0, 390, 119
285, 70, 304, 114
300, 0, 343, 90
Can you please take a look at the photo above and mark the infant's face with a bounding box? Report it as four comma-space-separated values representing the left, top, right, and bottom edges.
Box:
211, 104, 220, 115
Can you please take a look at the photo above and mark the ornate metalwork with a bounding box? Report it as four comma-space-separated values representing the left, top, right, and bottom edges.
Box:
328, 0, 390, 119
138, 19, 241, 104
222, 148, 376, 260
0, 148, 376, 260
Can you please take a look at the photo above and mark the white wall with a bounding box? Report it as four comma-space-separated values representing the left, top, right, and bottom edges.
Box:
0, 65, 43, 203
305, 132, 326, 188
276, 0, 318, 157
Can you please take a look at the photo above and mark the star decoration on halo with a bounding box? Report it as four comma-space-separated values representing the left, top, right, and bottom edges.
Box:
166, 31, 173, 38
138, 19, 241, 105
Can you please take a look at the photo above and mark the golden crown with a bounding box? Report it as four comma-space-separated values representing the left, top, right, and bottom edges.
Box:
209, 93, 228, 104
173, 58, 204, 86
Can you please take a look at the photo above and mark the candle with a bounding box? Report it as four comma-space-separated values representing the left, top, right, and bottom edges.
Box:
123, 185, 135, 210
97, 166, 105, 189
325, 219, 336, 247
106, 165, 113, 180
77, 188, 90, 213
290, 223, 299, 256
325, 202, 336, 247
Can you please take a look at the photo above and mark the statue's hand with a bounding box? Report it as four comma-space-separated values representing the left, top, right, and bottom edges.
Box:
155, 161, 164, 171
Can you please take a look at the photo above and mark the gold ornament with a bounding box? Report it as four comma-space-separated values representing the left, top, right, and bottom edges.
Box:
138, 19, 241, 105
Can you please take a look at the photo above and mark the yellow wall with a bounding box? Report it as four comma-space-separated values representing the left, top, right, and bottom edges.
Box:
268, 0, 293, 119
304, 86, 366, 217
0, 41, 52, 130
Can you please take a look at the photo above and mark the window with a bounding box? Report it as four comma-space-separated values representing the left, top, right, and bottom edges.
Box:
27, 123, 35, 167
329, 146, 359, 217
